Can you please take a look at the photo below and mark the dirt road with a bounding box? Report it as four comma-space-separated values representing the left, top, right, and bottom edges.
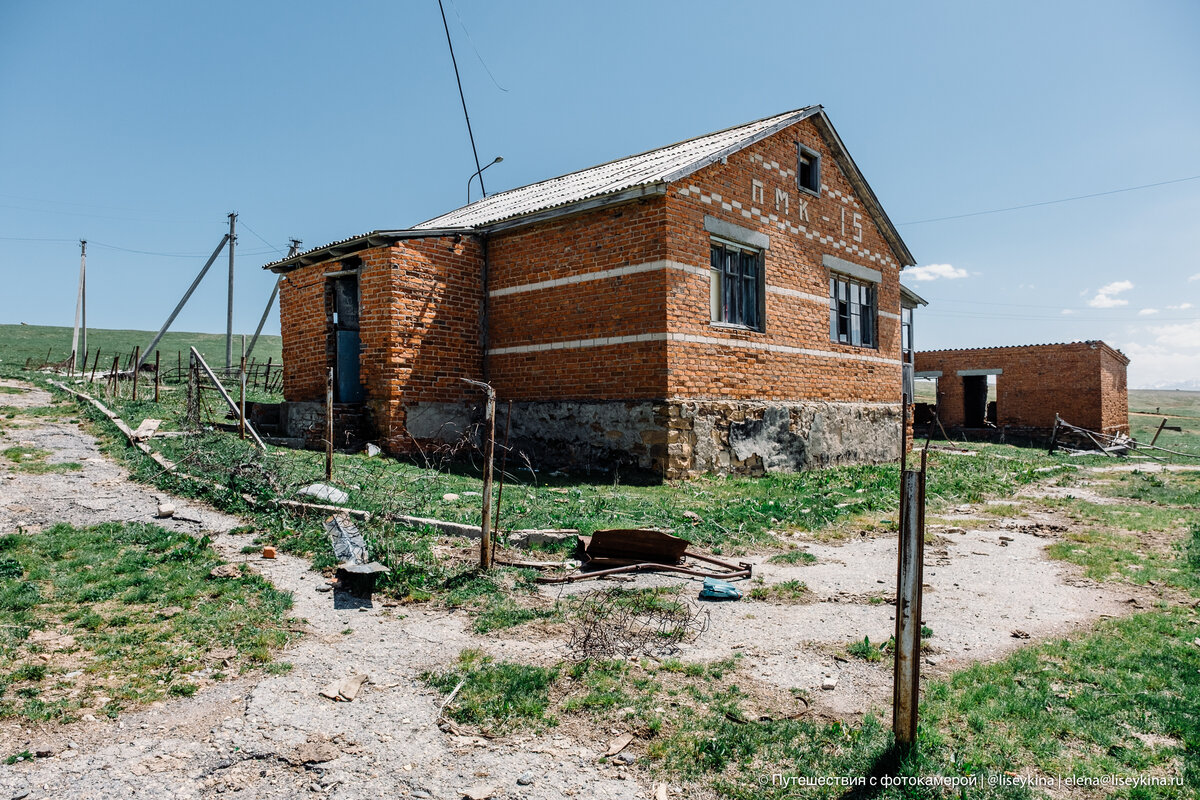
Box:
0, 378, 1152, 799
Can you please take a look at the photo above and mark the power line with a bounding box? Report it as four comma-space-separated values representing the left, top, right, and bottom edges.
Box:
238, 220, 286, 256
437, 0, 486, 197
900, 174, 1200, 226
447, 0, 508, 92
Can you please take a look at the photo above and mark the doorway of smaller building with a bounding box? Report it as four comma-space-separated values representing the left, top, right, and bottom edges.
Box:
962, 373, 998, 427
962, 375, 987, 427
328, 273, 364, 403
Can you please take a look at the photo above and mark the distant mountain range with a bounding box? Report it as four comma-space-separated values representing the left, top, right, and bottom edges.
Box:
1132, 381, 1200, 392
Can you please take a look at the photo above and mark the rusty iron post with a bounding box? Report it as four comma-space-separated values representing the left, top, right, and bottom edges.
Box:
239, 335, 247, 441
154, 351, 160, 403
893, 467, 925, 748
325, 367, 334, 481
462, 378, 497, 570
89, 348, 101, 384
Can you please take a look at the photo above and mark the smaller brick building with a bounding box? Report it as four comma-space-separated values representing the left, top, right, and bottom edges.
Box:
914, 341, 1129, 438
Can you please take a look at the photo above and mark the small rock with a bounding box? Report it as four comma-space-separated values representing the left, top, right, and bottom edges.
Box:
682, 510, 702, 524
319, 673, 369, 702
209, 564, 241, 579
442, 493, 461, 502
517, 772, 535, 786
412, 792, 433, 799
822, 675, 838, 690
316, 582, 333, 593
1011, 629, 1031, 639
463, 785, 495, 800
654, 783, 669, 800
604, 733, 633, 757
615, 753, 635, 765
365, 443, 381, 457
156, 503, 175, 519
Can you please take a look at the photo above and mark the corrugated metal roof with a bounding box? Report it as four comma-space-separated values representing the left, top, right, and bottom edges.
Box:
413, 107, 821, 230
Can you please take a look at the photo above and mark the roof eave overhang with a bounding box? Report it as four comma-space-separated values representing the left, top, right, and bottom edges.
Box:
474, 183, 668, 234
263, 228, 472, 273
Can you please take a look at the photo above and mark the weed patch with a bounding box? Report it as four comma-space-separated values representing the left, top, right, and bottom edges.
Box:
0, 522, 297, 722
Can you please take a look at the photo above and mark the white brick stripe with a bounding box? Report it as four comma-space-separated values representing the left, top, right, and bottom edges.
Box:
766, 285, 828, 305
489, 260, 706, 298
490, 332, 901, 366
489, 333, 662, 356
879, 310, 901, 321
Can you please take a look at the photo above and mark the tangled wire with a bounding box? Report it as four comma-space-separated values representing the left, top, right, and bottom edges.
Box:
564, 587, 709, 661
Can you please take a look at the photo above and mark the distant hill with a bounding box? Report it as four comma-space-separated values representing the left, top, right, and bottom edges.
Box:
0, 324, 282, 372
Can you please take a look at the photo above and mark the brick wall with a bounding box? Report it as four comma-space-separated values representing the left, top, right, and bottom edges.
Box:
276, 235, 484, 453
914, 342, 1130, 434
485, 197, 670, 400
663, 117, 903, 404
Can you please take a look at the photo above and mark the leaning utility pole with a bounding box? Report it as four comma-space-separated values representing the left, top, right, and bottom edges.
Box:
246, 238, 300, 362
226, 211, 237, 371
71, 240, 87, 366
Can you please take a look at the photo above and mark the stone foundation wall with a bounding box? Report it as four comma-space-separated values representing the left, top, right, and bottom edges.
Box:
669, 400, 902, 478
391, 399, 903, 479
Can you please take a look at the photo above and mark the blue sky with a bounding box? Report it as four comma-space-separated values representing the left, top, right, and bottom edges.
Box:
1, 0, 1197, 387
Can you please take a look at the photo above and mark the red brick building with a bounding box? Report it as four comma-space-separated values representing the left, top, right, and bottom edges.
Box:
914, 342, 1129, 437
266, 107, 918, 477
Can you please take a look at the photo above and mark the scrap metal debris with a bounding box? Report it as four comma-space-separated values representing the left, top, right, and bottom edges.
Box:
540, 528, 751, 584
324, 515, 389, 598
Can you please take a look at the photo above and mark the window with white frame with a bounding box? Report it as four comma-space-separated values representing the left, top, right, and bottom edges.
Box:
829, 274, 876, 347
710, 240, 763, 330
797, 143, 821, 195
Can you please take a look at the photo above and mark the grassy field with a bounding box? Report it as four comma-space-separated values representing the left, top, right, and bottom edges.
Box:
0, 323, 282, 373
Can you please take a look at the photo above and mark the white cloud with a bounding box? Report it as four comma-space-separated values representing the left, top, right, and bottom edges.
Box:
1189, 273, 1200, 282
1087, 280, 1134, 308
1149, 319, 1200, 349
1123, 338, 1200, 388
906, 263, 968, 282
1138, 308, 1159, 316
1061, 309, 1076, 315
1167, 302, 1193, 310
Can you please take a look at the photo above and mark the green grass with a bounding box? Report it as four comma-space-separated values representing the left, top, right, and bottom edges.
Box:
2, 445, 82, 475
766, 549, 816, 565
422, 649, 559, 735
847, 635, 886, 662
0, 323, 282, 373
748, 579, 811, 604
0, 522, 297, 722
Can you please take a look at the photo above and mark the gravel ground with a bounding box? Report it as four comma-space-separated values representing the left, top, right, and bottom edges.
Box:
0, 378, 1159, 798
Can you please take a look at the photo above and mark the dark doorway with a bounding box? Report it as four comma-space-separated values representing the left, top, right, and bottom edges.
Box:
963, 375, 988, 427
329, 274, 364, 403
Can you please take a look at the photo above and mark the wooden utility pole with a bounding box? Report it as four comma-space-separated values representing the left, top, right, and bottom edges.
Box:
893, 460, 927, 748
71, 240, 87, 368
325, 367, 334, 480
226, 212, 237, 371
462, 378, 497, 570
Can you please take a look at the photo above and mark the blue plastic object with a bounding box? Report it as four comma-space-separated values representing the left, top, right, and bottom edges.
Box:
699, 577, 742, 600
